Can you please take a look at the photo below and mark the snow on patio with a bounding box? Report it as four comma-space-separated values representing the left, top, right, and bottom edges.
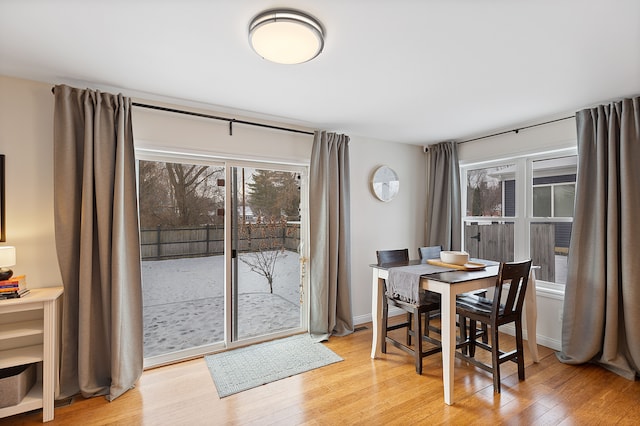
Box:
142, 251, 301, 357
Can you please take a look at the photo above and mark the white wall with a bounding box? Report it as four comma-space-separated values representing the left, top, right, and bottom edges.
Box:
0, 75, 60, 287
349, 138, 427, 322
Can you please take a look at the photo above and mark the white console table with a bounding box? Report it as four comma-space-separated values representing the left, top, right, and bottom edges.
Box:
0, 287, 63, 422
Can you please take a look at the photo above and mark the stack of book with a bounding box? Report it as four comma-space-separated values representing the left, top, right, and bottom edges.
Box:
0, 275, 29, 299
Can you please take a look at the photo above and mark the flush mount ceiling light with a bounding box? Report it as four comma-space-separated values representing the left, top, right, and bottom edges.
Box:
248, 9, 324, 64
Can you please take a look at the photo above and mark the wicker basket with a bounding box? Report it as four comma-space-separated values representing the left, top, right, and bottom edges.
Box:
0, 364, 36, 408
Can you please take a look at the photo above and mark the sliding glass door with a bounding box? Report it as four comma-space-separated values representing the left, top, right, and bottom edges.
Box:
138, 154, 307, 366
230, 166, 305, 341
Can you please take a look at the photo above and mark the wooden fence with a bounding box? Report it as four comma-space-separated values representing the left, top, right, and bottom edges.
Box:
529, 223, 556, 282
140, 223, 300, 260
465, 222, 556, 282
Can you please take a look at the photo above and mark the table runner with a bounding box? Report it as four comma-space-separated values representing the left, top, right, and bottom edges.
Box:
387, 263, 455, 304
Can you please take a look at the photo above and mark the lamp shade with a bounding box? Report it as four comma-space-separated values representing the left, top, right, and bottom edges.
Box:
249, 9, 324, 64
0, 246, 16, 267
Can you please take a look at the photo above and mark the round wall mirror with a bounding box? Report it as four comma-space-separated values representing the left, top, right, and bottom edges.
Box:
371, 166, 400, 202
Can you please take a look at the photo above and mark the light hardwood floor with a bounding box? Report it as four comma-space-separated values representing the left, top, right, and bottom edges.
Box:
2, 323, 639, 425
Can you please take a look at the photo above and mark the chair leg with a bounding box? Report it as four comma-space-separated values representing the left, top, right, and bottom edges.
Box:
515, 318, 525, 381
424, 312, 430, 338
469, 319, 477, 358
481, 323, 489, 344
491, 326, 501, 393
382, 298, 389, 354
406, 312, 413, 346
414, 308, 423, 375
459, 315, 468, 355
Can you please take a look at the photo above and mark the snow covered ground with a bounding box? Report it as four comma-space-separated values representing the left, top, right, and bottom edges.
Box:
142, 251, 301, 357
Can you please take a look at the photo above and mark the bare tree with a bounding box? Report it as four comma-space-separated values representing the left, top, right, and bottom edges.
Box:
238, 216, 289, 293
466, 167, 505, 216
139, 160, 224, 228
138, 160, 172, 227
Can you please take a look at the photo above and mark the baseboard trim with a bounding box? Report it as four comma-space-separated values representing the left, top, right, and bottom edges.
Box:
353, 307, 405, 327
500, 324, 561, 351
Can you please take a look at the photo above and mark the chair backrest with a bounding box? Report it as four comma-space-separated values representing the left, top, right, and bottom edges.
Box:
376, 249, 409, 265
492, 259, 532, 318
418, 245, 442, 262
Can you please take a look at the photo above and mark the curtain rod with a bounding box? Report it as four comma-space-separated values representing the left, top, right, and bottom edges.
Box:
51, 87, 314, 136
131, 103, 315, 136
457, 115, 576, 145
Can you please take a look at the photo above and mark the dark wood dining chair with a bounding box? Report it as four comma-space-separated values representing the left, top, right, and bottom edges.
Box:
418, 245, 442, 262
417, 245, 444, 336
456, 259, 532, 393
377, 249, 441, 375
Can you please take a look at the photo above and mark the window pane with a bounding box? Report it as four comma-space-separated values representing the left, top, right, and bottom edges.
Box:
533, 186, 551, 217
532, 156, 577, 219
554, 184, 575, 217
504, 180, 516, 217
530, 222, 572, 284
139, 160, 225, 359
466, 165, 515, 217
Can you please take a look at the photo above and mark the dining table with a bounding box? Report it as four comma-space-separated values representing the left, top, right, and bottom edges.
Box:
370, 259, 539, 405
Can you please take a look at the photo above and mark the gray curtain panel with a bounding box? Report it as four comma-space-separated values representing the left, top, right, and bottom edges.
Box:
53, 85, 143, 400
309, 131, 354, 340
425, 141, 462, 251
557, 96, 640, 380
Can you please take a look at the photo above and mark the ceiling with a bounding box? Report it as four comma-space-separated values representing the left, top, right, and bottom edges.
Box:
1, 0, 639, 145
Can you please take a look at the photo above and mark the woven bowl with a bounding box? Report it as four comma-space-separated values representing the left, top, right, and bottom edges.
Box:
440, 251, 469, 265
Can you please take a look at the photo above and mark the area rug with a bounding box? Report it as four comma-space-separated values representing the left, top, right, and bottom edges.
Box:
205, 334, 343, 398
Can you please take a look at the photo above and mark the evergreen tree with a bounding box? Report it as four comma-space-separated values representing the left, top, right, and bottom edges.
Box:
247, 170, 300, 219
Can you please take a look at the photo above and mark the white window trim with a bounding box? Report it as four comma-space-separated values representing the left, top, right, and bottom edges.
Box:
460, 146, 577, 289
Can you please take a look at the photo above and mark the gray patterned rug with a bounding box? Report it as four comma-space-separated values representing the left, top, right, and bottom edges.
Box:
205, 334, 343, 398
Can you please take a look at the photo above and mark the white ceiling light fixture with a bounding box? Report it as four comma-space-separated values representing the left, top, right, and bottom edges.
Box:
249, 9, 324, 64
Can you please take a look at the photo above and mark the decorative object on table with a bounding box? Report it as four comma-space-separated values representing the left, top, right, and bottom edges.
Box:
0, 275, 27, 300
0, 246, 15, 281
430, 250, 486, 270
205, 333, 342, 398
439, 250, 469, 265
426, 258, 486, 271
371, 165, 399, 202
456, 259, 532, 393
